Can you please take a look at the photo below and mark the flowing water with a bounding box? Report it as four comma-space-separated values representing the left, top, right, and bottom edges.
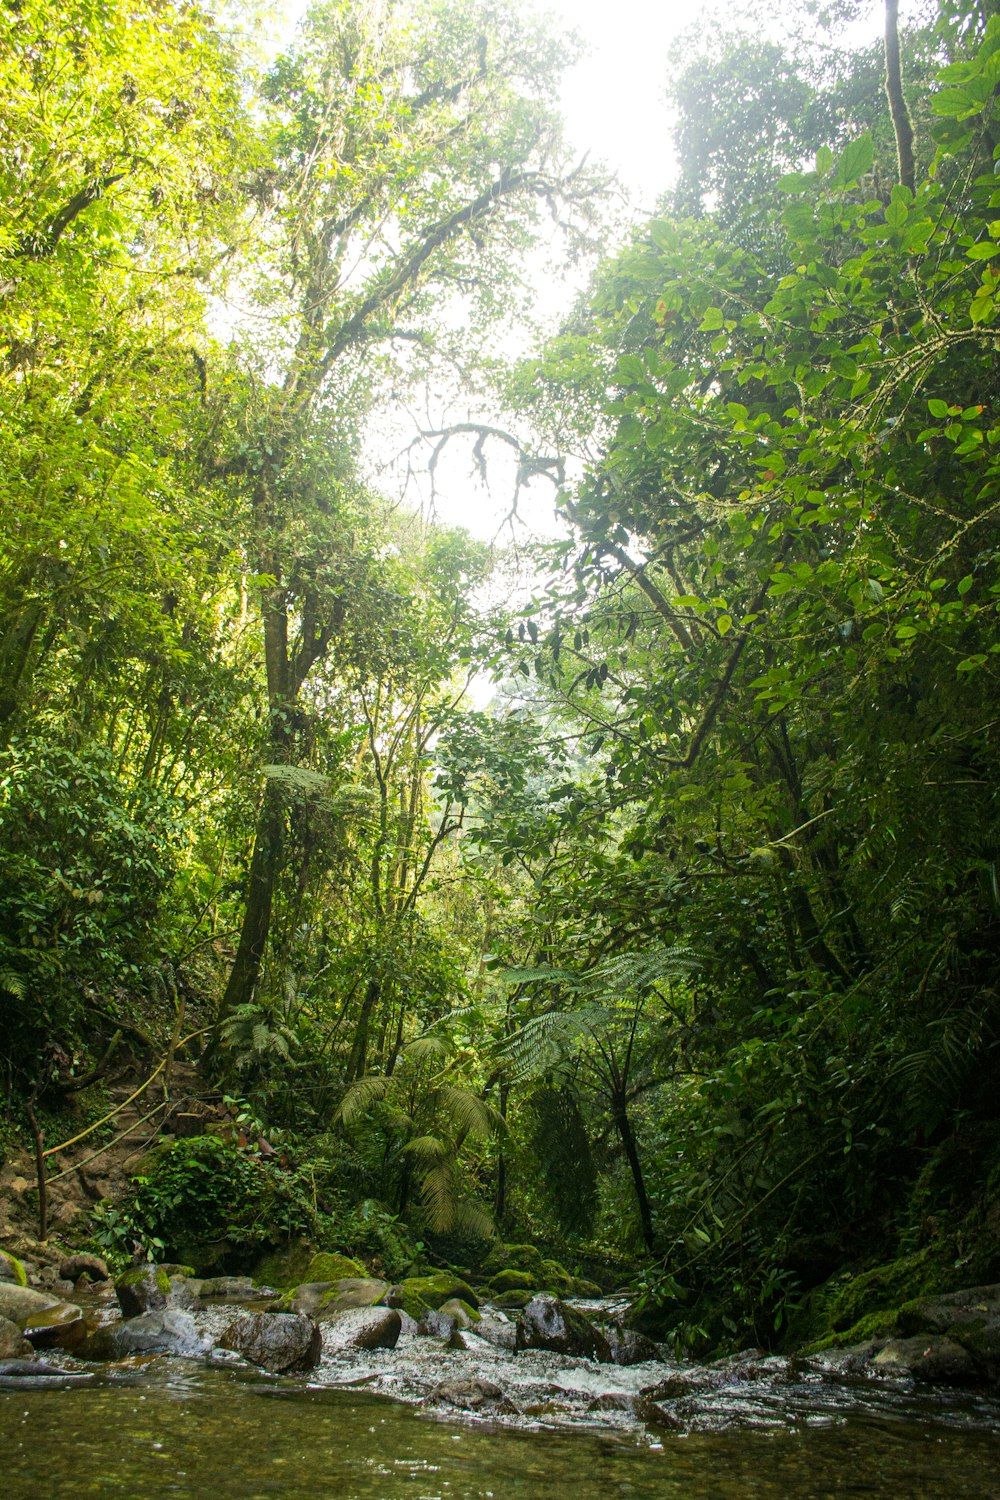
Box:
3, 1356, 1000, 1499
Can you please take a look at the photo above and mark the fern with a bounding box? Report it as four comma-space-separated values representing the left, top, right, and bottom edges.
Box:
337, 1074, 392, 1123
0, 966, 26, 999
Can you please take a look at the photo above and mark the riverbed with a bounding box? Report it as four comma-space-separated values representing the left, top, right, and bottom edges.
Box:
3, 1356, 1000, 1499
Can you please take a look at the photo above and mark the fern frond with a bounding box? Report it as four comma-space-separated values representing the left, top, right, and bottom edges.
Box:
498, 1004, 610, 1084
448, 1196, 495, 1241
0, 967, 26, 999
401, 1036, 450, 1066
420, 1163, 457, 1232
435, 1084, 503, 1141
400, 1133, 449, 1164
337, 1075, 392, 1124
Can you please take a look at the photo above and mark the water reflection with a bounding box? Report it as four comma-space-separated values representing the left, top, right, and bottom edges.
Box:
2, 1364, 999, 1500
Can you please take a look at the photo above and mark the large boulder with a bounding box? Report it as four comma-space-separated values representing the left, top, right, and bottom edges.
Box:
299, 1252, 366, 1284
284, 1277, 388, 1316
320, 1306, 401, 1353
438, 1298, 480, 1328
601, 1323, 662, 1366
872, 1335, 980, 1384
220, 1311, 321, 1373
19, 1300, 86, 1351
515, 1295, 613, 1362
0, 1283, 60, 1325
382, 1272, 478, 1320
87, 1309, 211, 1360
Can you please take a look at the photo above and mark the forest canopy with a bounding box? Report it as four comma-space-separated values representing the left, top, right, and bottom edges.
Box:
1, 0, 999, 1352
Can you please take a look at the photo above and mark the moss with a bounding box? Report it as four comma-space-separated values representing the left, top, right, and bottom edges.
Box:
802, 1307, 902, 1355
396, 1271, 479, 1320
786, 1249, 944, 1351
495, 1289, 534, 1311
252, 1240, 318, 1289
482, 1243, 546, 1278
0, 1252, 27, 1288
439, 1297, 480, 1324
301, 1252, 366, 1284
488, 1270, 537, 1294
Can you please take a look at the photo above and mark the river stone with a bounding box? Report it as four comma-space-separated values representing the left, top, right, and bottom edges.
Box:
475, 1311, 517, 1351
115, 1265, 173, 1316
488, 1270, 537, 1295
320, 1277, 389, 1312
515, 1294, 613, 1362
439, 1298, 480, 1328
382, 1272, 479, 1320
434, 1378, 517, 1415
872, 1335, 980, 1384
188, 1276, 266, 1301
417, 1308, 457, 1337
19, 1300, 86, 1351
113, 1314, 211, 1362
58, 1253, 108, 1283
320, 1306, 401, 1352
220, 1311, 321, 1373
0, 1283, 60, 1325
0, 1358, 94, 1389
0, 1314, 32, 1359
603, 1324, 662, 1366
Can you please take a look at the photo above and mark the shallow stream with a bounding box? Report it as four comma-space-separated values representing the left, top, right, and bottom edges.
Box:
3, 1352, 1000, 1499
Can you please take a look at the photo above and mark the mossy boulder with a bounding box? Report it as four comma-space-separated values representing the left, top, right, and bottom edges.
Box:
789, 1249, 943, 1351
251, 1240, 317, 1290
482, 1243, 546, 1279
488, 1270, 537, 1295
495, 1289, 534, 1311
301, 1252, 366, 1285
438, 1297, 481, 1327
384, 1271, 479, 1320
0, 1252, 27, 1288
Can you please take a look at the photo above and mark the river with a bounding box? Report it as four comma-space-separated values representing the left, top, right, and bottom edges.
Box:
2, 1357, 1000, 1499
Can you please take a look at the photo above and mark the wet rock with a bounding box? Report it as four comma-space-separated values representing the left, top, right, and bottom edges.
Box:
897, 1284, 1000, 1381
220, 1311, 321, 1373
0, 1314, 32, 1359
433, 1377, 517, 1415
872, 1335, 980, 1384
90, 1308, 211, 1359
495, 1290, 534, 1312
475, 1310, 517, 1351
320, 1306, 402, 1352
115, 1265, 192, 1316
587, 1391, 636, 1413
602, 1324, 662, 1366
711, 1350, 795, 1384
417, 1309, 457, 1338
286, 1277, 388, 1315
641, 1370, 720, 1400
515, 1295, 612, 1362
19, 1300, 86, 1351
0, 1358, 94, 1389
0, 1283, 61, 1325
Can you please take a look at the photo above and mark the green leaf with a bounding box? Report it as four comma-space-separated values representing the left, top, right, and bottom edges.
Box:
837, 134, 873, 184
699, 306, 725, 331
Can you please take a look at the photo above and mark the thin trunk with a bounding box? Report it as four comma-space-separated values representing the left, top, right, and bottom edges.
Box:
612, 1093, 655, 1252
217, 782, 284, 1020
347, 977, 381, 1082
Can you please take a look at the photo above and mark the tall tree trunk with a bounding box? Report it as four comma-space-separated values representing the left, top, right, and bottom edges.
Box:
885, 0, 915, 192
218, 781, 284, 1020
347, 977, 381, 1082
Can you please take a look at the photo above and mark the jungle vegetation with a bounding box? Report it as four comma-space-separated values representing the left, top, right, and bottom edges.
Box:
1, 0, 999, 1350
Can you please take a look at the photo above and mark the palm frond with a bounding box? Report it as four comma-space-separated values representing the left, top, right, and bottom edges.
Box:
401, 1035, 450, 1066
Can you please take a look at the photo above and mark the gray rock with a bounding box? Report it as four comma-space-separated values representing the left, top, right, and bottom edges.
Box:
0, 1283, 61, 1325
872, 1335, 980, 1384
475, 1311, 517, 1351
58, 1253, 108, 1283
114, 1265, 196, 1316
515, 1295, 613, 1362
19, 1299, 86, 1351
433, 1377, 517, 1414
0, 1314, 32, 1359
0, 1358, 94, 1389
603, 1324, 662, 1366
417, 1309, 457, 1338
0, 1252, 26, 1285
189, 1276, 269, 1302
96, 1308, 211, 1359
438, 1297, 479, 1329
318, 1277, 388, 1312
220, 1311, 321, 1373
320, 1306, 402, 1352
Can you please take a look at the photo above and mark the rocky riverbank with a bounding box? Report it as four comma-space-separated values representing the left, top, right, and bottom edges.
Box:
3, 1238, 1000, 1436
